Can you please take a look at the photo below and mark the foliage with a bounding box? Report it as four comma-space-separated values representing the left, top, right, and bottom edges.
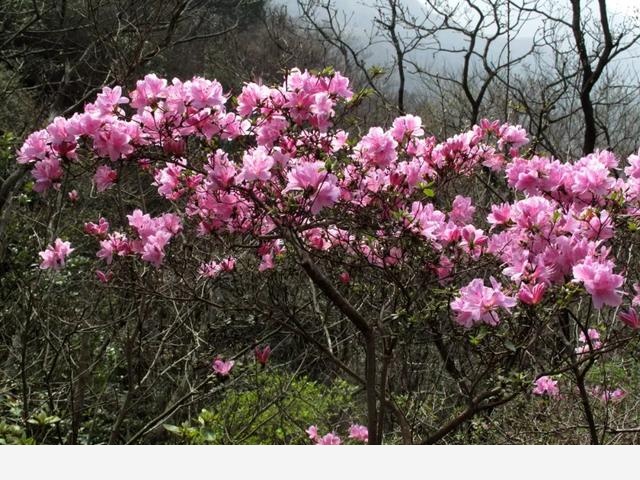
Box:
164, 371, 360, 445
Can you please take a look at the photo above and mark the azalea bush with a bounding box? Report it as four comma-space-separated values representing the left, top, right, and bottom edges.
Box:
12, 67, 640, 444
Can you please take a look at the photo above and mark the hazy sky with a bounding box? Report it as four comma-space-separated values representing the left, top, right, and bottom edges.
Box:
607, 0, 639, 15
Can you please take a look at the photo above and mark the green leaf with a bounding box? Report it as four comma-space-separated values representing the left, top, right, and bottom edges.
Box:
163, 424, 181, 434
367, 65, 385, 78
319, 66, 335, 76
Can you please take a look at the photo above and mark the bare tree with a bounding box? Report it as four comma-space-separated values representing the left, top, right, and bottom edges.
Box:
512, 0, 640, 155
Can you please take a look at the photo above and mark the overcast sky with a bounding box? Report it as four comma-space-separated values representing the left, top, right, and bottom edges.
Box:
607, 0, 639, 15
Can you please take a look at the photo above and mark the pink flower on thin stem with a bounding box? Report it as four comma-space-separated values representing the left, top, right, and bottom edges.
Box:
254, 345, 272, 366
212, 357, 234, 378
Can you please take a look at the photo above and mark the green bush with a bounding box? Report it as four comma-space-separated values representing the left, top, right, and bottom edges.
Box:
164, 371, 362, 445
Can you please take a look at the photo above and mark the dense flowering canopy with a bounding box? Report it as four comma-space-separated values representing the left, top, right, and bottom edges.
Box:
23, 68, 640, 337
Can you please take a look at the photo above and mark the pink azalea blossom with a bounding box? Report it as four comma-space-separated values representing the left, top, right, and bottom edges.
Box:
84, 217, 110, 237
390, 114, 424, 141
184, 76, 226, 109
450, 277, 517, 328
237, 147, 274, 183
39, 238, 74, 270
449, 195, 475, 225
219, 257, 236, 272
517, 283, 546, 305
575, 328, 603, 355
94, 165, 118, 192
212, 358, 234, 378
434, 255, 454, 283
358, 127, 398, 168
348, 424, 368, 443
96, 232, 129, 264
590, 386, 627, 403
237, 83, 271, 116
487, 203, 512, 226
93, 121, 135, 161
153, 163, 184, 199
572, 256, 624, 309
93, 85, 129, 114
459, 225, 487, 259
317, 432, 342, 445
140, 231, 171, 267
310, 91, 334, 117
254, 345, 272, 366
124, 210, 181, 267
306, 425, 319, 442
579, 328, 601, 344
96, 270, 113, 283
258, 253, 275, 272
497, 124, 529, 150
326, 71, 353, 99
18, 130, 49, 164
283, 161, 340, 214
601, 388, 626, 403
199, 260, 223, 278
619, 309, 640, 330
532, 376, 559, 397
32, 157, 63, 192
305, 425, 342, 445
129, 73, 167, 110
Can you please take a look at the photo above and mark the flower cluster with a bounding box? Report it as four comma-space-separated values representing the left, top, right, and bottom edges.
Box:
21, 69, 640, 333
450, 278, 516, 328
575, 328, 603, 355
39, 238, 74, 270
305, 424, 368, 445
532, 376, 560, 398
589, 386, 626, 404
